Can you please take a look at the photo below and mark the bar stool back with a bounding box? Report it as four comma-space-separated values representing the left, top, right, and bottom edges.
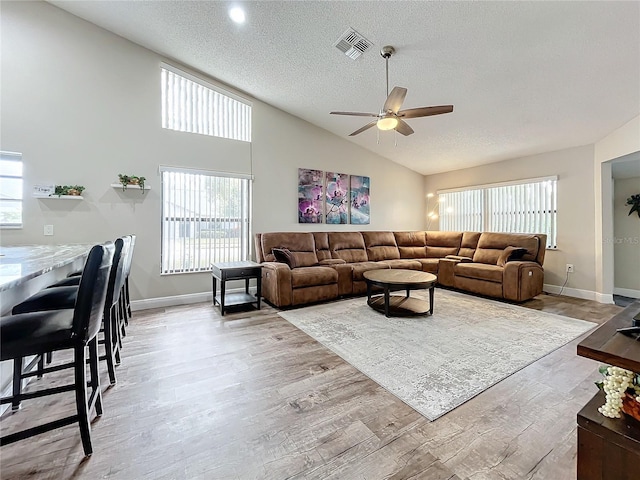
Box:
0, 243, 115, 456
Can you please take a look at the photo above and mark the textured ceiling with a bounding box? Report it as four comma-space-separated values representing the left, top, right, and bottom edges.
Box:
50, 1, 640, 175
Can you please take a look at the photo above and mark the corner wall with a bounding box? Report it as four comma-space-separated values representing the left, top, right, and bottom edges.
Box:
594, 115, 640, 302
0, 1, 425, 302
423, 145, 598, 297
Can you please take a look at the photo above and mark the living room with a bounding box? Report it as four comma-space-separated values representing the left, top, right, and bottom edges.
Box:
1, 1, 639, 478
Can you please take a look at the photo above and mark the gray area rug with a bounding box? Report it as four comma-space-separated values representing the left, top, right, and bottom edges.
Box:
278, 289, 596, 420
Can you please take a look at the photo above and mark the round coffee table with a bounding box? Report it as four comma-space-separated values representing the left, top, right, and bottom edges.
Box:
363, 269, 437, 317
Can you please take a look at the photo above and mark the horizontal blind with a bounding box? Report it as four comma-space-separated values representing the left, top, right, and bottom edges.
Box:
161, 67, 252, 142
161, 169, 251, 274
437, 178, 557, 248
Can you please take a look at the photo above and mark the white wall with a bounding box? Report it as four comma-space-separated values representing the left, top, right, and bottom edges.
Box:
613, 176, 640, 297
424, 145, 598, 295
594, 115, 640, 301
0, 1, 425, 302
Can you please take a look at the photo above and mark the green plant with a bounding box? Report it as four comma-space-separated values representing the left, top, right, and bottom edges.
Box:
118, 174, 146, 193
54, 185, 85, 196
626, 194, 640, 218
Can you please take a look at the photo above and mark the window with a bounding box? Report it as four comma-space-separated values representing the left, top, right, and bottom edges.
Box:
161, 64, 252, 142
161, 167, 252, 274
438, 176, 557, 248
0, 151, 23, 228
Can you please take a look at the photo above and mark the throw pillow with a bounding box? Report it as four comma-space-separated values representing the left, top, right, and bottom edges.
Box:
272, 247, 297, 269
497, 246, 528, 267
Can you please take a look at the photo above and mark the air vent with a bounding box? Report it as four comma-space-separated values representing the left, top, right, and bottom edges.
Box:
334, 28, 373, 60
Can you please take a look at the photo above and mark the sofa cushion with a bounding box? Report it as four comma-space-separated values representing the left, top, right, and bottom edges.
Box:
496, 246, 528, 267
350, 262, 389, 281
378, 259, 422, 270
362, 231, 400, 261
313, 232, 331, 261
394, 231, 427, 258
261, 232, 319, 267
415, 258, 440, 273
458, 232, 481, 258
455, 263, 503, 283
329, 232, 368, 263
272, 248, 297, 269
425, 231, 462, 258
473, 233, 539, 265
290, 266, 338, 288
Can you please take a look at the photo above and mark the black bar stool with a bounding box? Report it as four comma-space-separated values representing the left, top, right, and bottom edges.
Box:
0, 243, 115, 457
11, 237, 130, 387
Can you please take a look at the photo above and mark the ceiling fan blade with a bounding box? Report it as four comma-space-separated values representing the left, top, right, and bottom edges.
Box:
349, 120, 378, 136
330, 111, 379, 117
394, 119, 414, 136
397, 105, 454, 119
383, 87, 407, 114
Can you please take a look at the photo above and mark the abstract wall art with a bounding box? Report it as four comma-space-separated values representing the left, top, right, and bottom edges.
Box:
325, 171, 349, 224
298, 168, 323, 223
350, 175, 370, 224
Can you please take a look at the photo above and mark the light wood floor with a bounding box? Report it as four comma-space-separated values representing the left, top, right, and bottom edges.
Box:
0, 292, 623, 480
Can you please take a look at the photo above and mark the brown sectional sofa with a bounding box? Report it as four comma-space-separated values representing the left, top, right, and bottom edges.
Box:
255, 231, 547, 308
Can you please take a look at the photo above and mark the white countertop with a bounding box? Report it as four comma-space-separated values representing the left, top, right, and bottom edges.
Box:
0, 244, 94, 291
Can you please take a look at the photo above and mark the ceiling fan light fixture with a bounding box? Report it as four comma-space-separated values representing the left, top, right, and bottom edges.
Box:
377, 116, 398, 131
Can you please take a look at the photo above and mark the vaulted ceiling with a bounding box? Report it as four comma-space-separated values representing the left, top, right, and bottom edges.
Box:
50, 1, 640, 175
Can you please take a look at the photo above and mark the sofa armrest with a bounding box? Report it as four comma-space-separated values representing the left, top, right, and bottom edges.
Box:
503, 261, 544, 302
437, 258, 458, 287
329, 263, 354, 296
445, 255, 473, 263
319, 259, 347, 265
261, 262, 293, 307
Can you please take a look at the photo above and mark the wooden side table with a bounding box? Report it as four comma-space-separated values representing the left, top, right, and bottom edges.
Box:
211, 261, 262, 316
576, 301, 640, 480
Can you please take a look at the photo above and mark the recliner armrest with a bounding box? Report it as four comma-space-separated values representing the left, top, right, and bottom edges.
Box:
445, 255, 473, 263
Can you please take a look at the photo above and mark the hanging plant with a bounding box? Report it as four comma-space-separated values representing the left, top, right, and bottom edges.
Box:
118, 174, 146, 193
626, 194, 640, 218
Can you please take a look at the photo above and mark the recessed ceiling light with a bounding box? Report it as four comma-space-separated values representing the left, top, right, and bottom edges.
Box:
229, 7, 245, 24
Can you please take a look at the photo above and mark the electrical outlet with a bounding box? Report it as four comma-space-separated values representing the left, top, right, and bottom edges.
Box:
566, 264, 574, 273
44, 225, 54, 236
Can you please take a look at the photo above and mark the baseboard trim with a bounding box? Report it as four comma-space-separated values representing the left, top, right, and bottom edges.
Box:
543, 284, 615, 304
131, 291, 212, 311
613, 287, 640, 299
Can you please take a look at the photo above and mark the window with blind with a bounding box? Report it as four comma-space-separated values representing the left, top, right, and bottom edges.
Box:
161, 167, 252, 274
438, 177, 557, 248
0, 151, 23, 228
161, 64, 252, 142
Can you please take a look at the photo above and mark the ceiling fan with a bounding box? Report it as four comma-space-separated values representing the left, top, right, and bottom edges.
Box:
330, 45, 453, 137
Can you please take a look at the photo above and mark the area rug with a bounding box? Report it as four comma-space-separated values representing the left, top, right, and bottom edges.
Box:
278, 289, 596, 420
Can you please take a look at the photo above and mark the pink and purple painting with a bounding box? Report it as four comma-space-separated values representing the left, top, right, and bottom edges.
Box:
298, 168, 323, 223
325, 171, 348, 224
350, 175, 370, 224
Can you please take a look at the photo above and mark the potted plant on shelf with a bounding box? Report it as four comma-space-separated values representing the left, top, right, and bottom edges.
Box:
54, 185, 85, 196
118, 174, 147, 193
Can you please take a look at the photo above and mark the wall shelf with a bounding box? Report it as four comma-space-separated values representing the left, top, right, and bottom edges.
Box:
110, 184, 150, 191
35, 195, 84, 200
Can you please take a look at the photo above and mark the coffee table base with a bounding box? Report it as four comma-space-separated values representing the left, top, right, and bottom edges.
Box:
368, 295, 432, 316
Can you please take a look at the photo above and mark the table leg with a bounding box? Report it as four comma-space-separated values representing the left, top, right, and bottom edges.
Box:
429, 286, 434, 315
245, 278, 250, 294
220, 280, 226, 316
384, 286, 390, 318
405, 287, 410, 298
366, 281, 372, 305
212, 276, 217, 306
256, 273, 262, 310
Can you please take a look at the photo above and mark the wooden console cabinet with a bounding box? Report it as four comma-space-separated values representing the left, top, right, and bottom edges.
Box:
576, 301, 640, 480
